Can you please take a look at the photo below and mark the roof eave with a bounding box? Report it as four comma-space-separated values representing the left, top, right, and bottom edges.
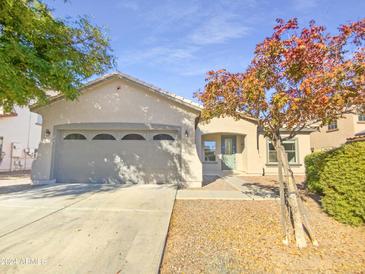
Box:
30, 72, 202, 113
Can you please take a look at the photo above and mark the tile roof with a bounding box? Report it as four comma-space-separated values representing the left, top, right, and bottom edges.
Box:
346, 130, 365, 142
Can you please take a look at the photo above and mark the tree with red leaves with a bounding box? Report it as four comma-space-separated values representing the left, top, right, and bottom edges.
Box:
196, 18, 365, 248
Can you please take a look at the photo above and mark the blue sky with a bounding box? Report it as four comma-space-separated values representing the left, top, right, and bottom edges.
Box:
45, 0, 364, 100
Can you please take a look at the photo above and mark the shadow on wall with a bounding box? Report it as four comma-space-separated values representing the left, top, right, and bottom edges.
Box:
35, 79, 201, 186
111, 129, 197, 186
111, 139, 181, 184
113, 136, 197, 187
53, 127, 199, 186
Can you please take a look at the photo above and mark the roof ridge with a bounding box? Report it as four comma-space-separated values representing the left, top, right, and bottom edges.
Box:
114, 71, 202, 110
31, 71, 202, 112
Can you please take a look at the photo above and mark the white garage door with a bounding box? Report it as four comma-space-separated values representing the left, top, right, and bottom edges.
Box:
54, 130, 181, 184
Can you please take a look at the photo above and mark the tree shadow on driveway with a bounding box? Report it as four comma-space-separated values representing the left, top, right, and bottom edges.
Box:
0, 182, 136, 200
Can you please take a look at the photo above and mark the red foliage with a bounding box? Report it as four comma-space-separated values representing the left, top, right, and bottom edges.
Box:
196, 18, 365, 139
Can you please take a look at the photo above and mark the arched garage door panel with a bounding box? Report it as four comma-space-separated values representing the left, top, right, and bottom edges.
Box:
54, 130, 180, 184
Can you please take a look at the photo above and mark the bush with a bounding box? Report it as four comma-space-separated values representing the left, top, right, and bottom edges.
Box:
304, 150, 329, 194
320, 142, 365, 226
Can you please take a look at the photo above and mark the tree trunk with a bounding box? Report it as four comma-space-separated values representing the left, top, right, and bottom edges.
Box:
290, 172, 319, 246
277, 149, 290, 245
275, 140, 307, 248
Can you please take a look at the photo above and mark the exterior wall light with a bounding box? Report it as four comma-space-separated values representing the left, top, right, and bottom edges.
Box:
45, 129, 51, 138
185, 130, 189, 137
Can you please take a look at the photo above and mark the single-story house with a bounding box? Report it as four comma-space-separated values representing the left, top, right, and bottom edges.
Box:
31, 72, 313, 187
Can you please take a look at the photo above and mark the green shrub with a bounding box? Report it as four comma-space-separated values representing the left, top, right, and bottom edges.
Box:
304, 150, 329, 194
320, 142, 365, 226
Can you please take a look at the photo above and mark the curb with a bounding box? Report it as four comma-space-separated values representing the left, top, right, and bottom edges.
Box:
156, 185, 178, 274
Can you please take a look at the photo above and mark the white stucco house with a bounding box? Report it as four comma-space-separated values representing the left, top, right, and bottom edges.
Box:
0, 106, 42, 172
31, 72, 314, 187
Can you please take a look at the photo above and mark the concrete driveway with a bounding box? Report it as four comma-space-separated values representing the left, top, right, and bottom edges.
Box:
0, 183, 176, 274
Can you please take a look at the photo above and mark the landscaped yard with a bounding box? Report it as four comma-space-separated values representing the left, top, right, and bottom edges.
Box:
161, 177, 365, 273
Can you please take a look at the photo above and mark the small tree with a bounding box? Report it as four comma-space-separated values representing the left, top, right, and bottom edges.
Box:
0, 0, 115, 110
196, 18, 365, 248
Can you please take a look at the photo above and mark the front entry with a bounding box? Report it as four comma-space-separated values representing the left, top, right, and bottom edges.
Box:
221, 136, 236, 170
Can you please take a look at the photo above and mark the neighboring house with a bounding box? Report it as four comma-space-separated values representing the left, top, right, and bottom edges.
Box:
347, 130, 365, 143
310, 113, 365, 151
31, 72, 314, 187
0, 106, 42, 172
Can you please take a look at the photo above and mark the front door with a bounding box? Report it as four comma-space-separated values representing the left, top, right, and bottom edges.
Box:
221, 136, 236, 170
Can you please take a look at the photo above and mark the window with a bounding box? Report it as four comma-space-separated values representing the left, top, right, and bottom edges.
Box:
268, 140, 298, 164
0, 137, 3, 154
153, 134, 174, 141
36, 115, 43, 125
122, 134, 145, 140
92, 134, 116, 140
64, 133, 87, 140
204, 141, 216, 162
359, 113, 365, 122
327, 120, 338, 131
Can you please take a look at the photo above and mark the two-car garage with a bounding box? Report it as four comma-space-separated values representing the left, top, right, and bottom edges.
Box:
53, 126, 181, 184
31, 72, 203, 187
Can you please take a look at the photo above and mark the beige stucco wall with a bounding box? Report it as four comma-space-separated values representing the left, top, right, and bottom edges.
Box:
259, 133, 312, 175
197, 117, 311, 176
200, 133, 246, 175
32, 77, 202, 186
31, 75, 315, 184
0, 107, 41, 172
310, 114, 365, 150
197, 117, 259, 175
353, 115, 365, 135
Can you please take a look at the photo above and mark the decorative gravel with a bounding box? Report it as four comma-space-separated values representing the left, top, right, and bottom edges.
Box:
239, 175, 306, 188
161, 198, 365, 273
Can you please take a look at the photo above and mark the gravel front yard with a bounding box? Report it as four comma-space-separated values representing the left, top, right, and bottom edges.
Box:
161, 197, 365, 273
240, 175, 306, 188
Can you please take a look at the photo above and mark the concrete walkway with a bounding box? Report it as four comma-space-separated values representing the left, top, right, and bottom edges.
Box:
177, 176, 279, 200
0, 183, 176, 274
